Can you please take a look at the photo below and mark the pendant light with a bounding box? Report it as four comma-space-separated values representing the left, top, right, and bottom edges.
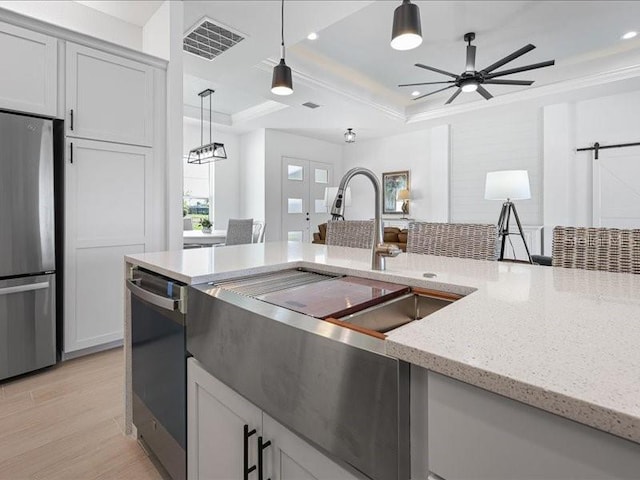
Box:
271, 0, 293, 95
391, 0, 422, 51
344, 128, 356, 143
187, 89, 227, 164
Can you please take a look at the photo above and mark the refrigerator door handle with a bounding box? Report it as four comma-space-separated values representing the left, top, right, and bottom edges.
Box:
0, 281, 50, 296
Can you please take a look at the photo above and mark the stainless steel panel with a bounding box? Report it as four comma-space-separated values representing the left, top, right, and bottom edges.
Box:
0, 274, 56, 380
188, 285, 410, 480
0, 112, 55, 278
214, 268, 336, 297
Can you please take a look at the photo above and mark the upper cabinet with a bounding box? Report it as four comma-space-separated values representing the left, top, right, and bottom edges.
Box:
66, 43, 154, 147
0, 21, 57, 117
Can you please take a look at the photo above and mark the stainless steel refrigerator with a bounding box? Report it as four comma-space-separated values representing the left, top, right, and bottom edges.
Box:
0, 111, 58, 381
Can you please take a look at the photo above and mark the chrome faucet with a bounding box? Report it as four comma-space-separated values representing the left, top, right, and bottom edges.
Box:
331, 167, 401, 271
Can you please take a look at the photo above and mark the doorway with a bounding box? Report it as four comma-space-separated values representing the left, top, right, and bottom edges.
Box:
281, 157, 333, 242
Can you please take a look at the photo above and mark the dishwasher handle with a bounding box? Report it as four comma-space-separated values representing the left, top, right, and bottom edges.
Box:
126, 278, 182, 312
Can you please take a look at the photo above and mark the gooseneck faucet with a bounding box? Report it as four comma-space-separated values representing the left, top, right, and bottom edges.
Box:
331, 167, 401, 271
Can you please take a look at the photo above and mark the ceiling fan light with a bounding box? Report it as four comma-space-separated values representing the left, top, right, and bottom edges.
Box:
461, 80, 479, 92
391, 0, 422, 51
271, 58, 293, 95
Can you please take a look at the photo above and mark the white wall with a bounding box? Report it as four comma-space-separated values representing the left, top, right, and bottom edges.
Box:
184, 118, 241, 230
0, 1, 142, 50
265, 130, 343, 241
143, 0, 170, 60
341, 128, 450, 222
239, 129, 266, 221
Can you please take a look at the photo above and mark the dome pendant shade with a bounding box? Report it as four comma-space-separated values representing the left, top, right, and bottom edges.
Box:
271, 58, 293, 95
391, 0, 422, 51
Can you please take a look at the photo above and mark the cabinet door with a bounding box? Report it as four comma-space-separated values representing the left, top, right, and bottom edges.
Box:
188, 358, 263, 480
66, 42, 153, 146
262, 413, 362, 480
0, 21, 56, 116
64, 139, 152, 353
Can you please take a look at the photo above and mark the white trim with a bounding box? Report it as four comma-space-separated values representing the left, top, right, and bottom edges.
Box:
0, 7, 167, 69
183, 103, 232, 126
232, 100, 289, 125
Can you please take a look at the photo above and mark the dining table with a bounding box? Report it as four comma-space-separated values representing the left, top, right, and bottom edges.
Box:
183, 229, 227, 246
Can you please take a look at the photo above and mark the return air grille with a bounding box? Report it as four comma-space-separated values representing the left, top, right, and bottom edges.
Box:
184, 18, 245, 61
302, 102, 321, 109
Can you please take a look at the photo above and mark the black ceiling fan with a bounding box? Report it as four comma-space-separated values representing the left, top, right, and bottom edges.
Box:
400, 32, 555, 104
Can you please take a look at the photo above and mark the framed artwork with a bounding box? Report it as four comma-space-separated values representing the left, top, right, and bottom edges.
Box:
382, 170, 410, 214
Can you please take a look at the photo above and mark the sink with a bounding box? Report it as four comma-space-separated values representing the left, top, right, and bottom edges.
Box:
337, 291, 457, 333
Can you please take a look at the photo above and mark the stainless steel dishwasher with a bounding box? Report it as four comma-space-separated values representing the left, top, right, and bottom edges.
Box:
188, 269, 412, 480
127, 266, 188, 480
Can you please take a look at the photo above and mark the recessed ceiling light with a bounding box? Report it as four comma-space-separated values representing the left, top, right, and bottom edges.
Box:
307, 32, 318, 40
411, 91, 420, 96
622, 31, 637, 40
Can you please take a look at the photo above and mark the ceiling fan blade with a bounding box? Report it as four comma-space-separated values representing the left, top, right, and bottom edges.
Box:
412, 85, 455, 101
466, 45, 476, 72
485, 60, 555, 79
415, 63, 459, 79
445, 88, 462, 105
476, 85, 493, 100
480, 44, 536, 74
398, 81, 456, 87
483, 79, 534, 86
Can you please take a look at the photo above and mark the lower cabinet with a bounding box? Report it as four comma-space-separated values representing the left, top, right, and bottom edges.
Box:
187, 358, 362, 480
427, 371, 640, 480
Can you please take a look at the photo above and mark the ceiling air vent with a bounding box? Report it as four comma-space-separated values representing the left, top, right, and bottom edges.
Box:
302, 102, 321, 109
184, 18, 245, 61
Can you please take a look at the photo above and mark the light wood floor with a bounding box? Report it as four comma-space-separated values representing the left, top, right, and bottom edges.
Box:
0, 348, 164, 480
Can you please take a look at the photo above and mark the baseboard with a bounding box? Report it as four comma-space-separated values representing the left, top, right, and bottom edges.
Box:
61, 339, 123, 361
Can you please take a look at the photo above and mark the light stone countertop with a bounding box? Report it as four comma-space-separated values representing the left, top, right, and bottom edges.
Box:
126, 241, 640, 444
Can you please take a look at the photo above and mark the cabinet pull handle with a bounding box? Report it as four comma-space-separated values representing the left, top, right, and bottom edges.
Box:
244, 424, 257, 480
70, 142, 73, 164
70, 109, 74, 130
258, 436, 272, 480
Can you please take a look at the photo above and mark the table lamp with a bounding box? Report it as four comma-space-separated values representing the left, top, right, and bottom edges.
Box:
485, 170, 532, 263
397, 189, 410, 218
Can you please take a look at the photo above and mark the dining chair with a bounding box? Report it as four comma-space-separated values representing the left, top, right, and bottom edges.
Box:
552, 226, 640, 274
183, 217, 194, 231
252, 221, 266, 243
224, 218, 255, 246
407, 222, 499, 260
325, 220, 374, 249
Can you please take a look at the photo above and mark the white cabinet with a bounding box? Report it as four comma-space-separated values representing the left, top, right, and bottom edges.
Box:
427, 371, 640, 480
64, 138, 153, 353
66, 42, 154, 146
188, 358, 362, 480
0, 21, 57, 116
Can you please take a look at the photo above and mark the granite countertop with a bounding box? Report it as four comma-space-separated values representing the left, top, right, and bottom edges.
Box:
126, 242, 640, 444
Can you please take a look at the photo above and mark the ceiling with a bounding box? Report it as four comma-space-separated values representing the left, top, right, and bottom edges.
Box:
181, 1, 640, 144
75, 1, 164, 27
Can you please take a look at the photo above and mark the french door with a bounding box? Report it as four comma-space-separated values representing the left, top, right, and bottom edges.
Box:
281, 157, 333, 242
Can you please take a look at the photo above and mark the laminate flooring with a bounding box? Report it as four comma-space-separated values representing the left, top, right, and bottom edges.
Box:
0, 348, 164, 480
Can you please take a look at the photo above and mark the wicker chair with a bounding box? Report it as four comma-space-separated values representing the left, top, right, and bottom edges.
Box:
406, 222, 498, 261
552, 226, 640, 274
325, 220, 374, 249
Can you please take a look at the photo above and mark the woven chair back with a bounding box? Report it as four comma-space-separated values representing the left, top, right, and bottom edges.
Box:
407, 222, 498, 260
552, 226, 640, 274
326, 220, 374, 249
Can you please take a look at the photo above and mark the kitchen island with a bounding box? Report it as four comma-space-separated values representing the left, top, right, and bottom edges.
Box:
125, 241, 640, 479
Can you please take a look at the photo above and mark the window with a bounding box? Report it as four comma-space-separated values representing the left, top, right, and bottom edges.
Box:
183, 156, 214, 229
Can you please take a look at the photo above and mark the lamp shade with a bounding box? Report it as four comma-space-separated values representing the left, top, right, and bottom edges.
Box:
391, 0, 422, 51
271, 58, 293, 95
396, 189, 410, 201
324, 187, 352, 208
484, 170, 531, 200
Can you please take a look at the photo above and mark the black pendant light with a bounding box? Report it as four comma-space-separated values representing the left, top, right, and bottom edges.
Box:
391, 0, 422, 51
187, 89, 227, 164
271, 0, 293, 95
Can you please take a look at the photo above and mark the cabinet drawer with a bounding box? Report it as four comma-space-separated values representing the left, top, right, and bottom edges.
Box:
0, 21, 57, 116
428, 371, 640, 480
66, 42, 153, 146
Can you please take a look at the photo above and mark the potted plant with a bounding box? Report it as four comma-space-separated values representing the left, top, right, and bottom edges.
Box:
200, 219, 213, 234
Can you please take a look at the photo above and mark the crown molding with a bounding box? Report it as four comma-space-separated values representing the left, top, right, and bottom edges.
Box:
183, 104, 232, 126
232, 100, 289, 125
258, 58, 406, 121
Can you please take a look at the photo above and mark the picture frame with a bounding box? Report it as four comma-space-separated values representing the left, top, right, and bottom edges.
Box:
382, 170, 410, 214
